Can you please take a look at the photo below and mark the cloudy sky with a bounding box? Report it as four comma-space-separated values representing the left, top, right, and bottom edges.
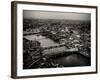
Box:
23, 10, 90, 21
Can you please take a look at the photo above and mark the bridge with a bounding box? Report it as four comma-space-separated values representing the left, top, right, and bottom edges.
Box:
42, 44, 78, 57
23, 31, 43, 36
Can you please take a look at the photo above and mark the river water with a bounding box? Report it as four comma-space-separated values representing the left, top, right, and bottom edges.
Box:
24, 34, 90, 67
24, 34, 60, 48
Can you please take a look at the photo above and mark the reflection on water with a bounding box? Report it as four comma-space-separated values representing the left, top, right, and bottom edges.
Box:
24, 34, 90, 68
24, 34, 60, 48
54, 53, 90, 67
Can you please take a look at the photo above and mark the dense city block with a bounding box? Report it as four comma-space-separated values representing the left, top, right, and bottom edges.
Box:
23, 19, 91, 69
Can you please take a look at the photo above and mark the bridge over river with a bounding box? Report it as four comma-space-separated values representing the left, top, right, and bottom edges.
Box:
24, 33, 90, 69
24, 33, 87, 57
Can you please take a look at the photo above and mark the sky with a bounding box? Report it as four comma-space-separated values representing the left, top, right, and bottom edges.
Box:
23, 10, 90, 21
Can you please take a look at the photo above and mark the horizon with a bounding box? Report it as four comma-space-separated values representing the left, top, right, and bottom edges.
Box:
23, 10, 91, 21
